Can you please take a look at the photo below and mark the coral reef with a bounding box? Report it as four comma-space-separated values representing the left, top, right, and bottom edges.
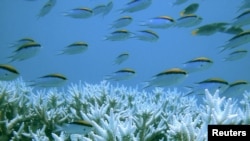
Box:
0, 79, 249, 141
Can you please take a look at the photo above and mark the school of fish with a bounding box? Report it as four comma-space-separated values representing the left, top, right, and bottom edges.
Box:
1, 0, 250, 98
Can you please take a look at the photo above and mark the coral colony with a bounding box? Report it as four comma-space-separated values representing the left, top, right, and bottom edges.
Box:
0, 79, 250, 141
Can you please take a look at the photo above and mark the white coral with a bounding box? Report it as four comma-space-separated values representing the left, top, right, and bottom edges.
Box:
0, 79, 249, 141
202, 89, 241, 124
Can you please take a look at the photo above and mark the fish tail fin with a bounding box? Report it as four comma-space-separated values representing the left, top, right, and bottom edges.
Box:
140, 81, 151, 89
217, 45, 227, 54
221, 57, 227, 61
103, 74, 113, 81
53, 124, 63, 133
139, 21, 147, 26
7, 56, 15, 63
183, 90, 194, 97
61, 11, 70, 17
107, 23, 114, 30
182, 86, 194, 96
56, 50, 64, 55
102, 36, 108, 41
115, 8, 125, 14
26, 80, 36, 87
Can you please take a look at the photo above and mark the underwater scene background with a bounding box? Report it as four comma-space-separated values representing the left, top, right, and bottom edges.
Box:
1, 0, 250, 140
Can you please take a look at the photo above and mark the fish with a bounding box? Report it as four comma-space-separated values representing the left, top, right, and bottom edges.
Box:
220, 80, 249, 98
0, 64, 20, 81
57, 42, 88, 55
237, 0, 250, 12
181, 57, 213, 73
223, 50, 248, 61
110, 16, 133, 29
175, 14, 202, 28
64, 7, 93, 19
105, 68, 136, 81
172, 0, 188, 6
180, 3, 199, 16
113, 52, 129, 65
143, 68, 188, 89
219, 31, 250, 52
140, 16, 174, 28
232, 10, 250, 27
10, 37, 35, 48
92, 4, 107, 16
92, 1, 113, 17
218, 26, 244, 35
185, 78, 229, 96
55, 120, 93, 135
8, 42, 41, 62
37, 0, 56, 18
134, 30, 159, 42
29, 73, 67, 87
192, 22, 228, 36
104, 29, 133, 41
120, 0, 152, 13
103, 1, 113, 16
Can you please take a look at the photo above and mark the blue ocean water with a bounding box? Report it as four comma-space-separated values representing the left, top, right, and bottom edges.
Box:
0, 0, 249, 96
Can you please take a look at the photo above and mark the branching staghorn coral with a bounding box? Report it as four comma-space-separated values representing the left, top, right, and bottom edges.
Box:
239, 91, 250, 124
201, 89, 242, 125
0, 79, 249, 141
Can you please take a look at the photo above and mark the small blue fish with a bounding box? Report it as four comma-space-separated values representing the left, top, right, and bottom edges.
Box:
219, 31, 250, 52
192, 23, 228, 36
144, 68, 188, 89
29, 73, 67, 87
113, 52, 129, 65
140, 16, 175, 28
120, 0, 152, 13
105, 68, 136, 81
58, 42, 88, 55
223, 50, 248, 61
134, 30, 159, 42
103, 1, 113, 16
110, 16, 133, 29
232, 10, 250, 27
10, 37, 35, 48
64, 7, 93, 19
37, 0, 56, 18
175, 14, 202, 28
8, 42, 41, 62
0, 64, 20, 81
180, 3, 199, 16
93, 4, 107, 16
221, 80, 249, 98
237, 0, 250, 12
186, 78, 229, 96
172, 0, 188, 6
55, 120, 93, 135
92, 1, 113, 17
104, 29, 133, 41
181, 57, 213, 73
218, 26, 244, 35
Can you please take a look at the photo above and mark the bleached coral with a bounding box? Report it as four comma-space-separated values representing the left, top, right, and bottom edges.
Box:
0, 79, 249, 141
201, 89, 241, 125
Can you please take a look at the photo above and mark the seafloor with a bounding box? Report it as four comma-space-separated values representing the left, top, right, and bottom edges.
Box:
0, 79, 249, 141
